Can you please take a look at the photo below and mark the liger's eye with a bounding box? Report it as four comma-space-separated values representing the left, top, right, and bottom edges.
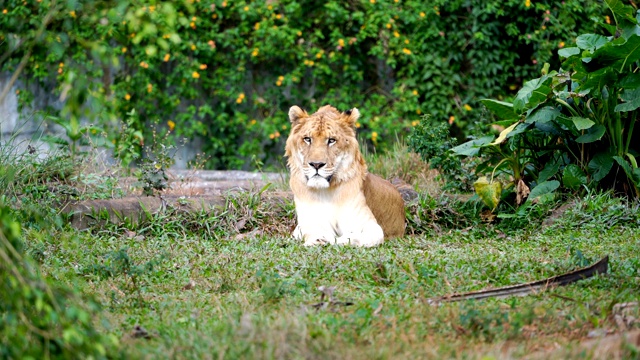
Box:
303, 137, 311, 144
327, 138, 336, 145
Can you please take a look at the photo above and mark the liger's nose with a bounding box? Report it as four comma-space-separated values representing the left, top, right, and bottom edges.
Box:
309, 162, 326, 170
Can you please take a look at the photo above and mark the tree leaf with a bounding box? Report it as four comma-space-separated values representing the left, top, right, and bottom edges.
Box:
562, 164, 588, 190
576, 34, 609, 52
513, 76, 552, 114
614, 88, 640, 112
480, 99, 517, 120
590, 34, 640, 73
570, 116, 595, 130
618, 72, 640, 89
575, 125, 606, 143
613, 156, 640, 194
579, 67, 617, 94
525, 106, 561, 124
538, 159, 561, 182
605, 0, 637, 22
450, 136, 494, 157
473, 176, 502, 211
506, 122, 532, 140
490, 122, 519, 145
528, 180, 560, 200
588, 151, 615, 182
558, 47, 580, 58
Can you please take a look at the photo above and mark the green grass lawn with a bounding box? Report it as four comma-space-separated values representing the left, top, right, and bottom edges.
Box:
25, 191, 640, 359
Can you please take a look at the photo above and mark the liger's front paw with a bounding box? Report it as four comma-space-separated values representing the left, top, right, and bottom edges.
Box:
303, 237, 329, 246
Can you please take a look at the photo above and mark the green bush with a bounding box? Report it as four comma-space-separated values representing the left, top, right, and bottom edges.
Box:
0, 206, 119, 358
1, 0, 606, 169
451, 0, 640, 210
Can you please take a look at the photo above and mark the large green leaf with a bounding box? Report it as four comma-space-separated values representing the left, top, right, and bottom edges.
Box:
538, 159, 561, 183
588, 151, 615, 182
579, 67, 617, 93
618, 72, 640, 89
605, 0, 637, 22
562, 164, 588, 190
506, 122, 532, 140
613, 156, 640, 193
528, 180, 560, 200
525, 106, 561, 124
480, 99, 517, 120
576, 34, 609, 52
575, 125, 606, 143
590, 34, 640, 73
513, 76, 552, 114
473, 176, 502, 211
450, 136, 494, 157
558, 47, 580, 58
615, 88, 640, 112
570, 116, 595, 130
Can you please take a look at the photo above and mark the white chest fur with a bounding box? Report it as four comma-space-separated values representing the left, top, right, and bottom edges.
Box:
292, 189, 384, 247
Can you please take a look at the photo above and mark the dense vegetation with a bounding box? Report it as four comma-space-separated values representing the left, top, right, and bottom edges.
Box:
409, 1, 640, 206
1, 143, 640, 358
1, 1, 639, 358
1, 0, 605, 168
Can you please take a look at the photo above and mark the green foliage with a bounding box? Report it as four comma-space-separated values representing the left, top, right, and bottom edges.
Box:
2, 142, 639, 358
405, 193, 482, 234
31, 190, 640, 358
408, 115, 475, 191
256, 268, 304, 303
114, 109, 144, 169
452, 0, 640, 211
1, 0, 606, 169
0, 206, 119, 358
43, 115, 108, 157
134, 123, 177, 195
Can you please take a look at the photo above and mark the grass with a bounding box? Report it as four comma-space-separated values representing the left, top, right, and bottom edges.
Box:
363, 140, 441, 195
20, 192, 640, 359
2, 136, 640, 359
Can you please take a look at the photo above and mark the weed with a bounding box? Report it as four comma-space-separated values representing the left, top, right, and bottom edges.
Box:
363, 140, 440, 194
408, 115, 477, 192
82, 247, 167, 307
0, 205, 119, 358
405, 193, 482, 235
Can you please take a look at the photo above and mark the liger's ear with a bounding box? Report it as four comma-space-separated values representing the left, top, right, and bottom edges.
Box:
343, 108, 360, 128
288, 106, 308, 125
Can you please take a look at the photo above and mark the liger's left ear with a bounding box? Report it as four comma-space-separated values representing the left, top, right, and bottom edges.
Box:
343, 108, 360, 128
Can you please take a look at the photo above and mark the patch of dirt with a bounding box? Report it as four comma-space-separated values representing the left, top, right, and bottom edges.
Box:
524, 330, 640, 359
542, 200, 577, 227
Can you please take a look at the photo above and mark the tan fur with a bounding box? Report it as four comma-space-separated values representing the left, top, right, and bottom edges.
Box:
285, 105, 405, 246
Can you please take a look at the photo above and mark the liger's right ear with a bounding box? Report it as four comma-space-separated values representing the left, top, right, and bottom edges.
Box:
288, 106, 308, 126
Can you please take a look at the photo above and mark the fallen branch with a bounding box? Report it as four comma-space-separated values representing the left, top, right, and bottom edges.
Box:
428, 255, 609, 304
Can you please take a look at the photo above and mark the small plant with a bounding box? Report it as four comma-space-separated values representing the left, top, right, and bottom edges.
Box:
135, 122, 177, 196
113, 109, 144, 170
82, 247, 166, 307
256, 269, 294, 303
44, 114, 108, 158
408, 115, 475, 192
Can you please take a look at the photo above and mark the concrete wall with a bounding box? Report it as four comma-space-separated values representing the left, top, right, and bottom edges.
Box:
0, 73, 77, 159
0, 74, 197, 169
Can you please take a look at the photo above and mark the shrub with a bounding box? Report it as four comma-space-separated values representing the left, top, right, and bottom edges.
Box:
0, 205, 119, 358
1, 0, 606, 169
451, 0, 640, 211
